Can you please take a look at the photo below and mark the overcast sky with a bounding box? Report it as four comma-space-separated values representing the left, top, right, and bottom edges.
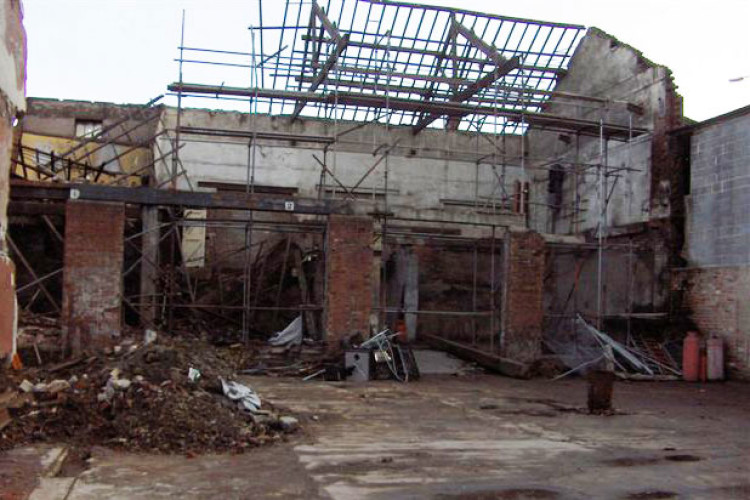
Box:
22, 0, 750, 122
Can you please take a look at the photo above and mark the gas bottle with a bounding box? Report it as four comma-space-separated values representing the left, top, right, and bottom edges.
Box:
682, 331, 701, 382
707, 336, 725, 381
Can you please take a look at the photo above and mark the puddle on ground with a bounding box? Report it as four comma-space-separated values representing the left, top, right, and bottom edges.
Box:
435, 488, 560, 499
625, 491, 677, 499
58, 447, 91, 477
664, 454, 701, 462
605, 457, 662, 467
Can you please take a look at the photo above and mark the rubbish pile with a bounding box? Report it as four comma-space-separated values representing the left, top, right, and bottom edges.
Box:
0, 336, 300, 454
545, 315, 682, 380
243, 315, 331, 377
302, 329, 420, 383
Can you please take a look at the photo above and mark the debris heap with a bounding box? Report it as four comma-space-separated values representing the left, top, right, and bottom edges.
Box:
0, 337, 299, 454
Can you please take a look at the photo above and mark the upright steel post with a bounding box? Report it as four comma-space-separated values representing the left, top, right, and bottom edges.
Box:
490, 225, 496, 352
242, 26, 261, 343
596, 116, 605, 330
472, 242, 478, 344
173, 10, 185, 190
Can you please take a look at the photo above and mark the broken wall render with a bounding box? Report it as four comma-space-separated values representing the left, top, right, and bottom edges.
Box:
529, 28, 685, 326
156, 109, 527, 228
1, 0, 26, 361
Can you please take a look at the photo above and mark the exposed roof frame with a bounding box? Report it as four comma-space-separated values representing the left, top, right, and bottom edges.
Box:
291, 2, 350, 121
412, 19, 521, 135
173, 0, 596, 134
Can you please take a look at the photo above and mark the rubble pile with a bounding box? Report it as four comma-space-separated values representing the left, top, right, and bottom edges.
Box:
0, 336, 300, 454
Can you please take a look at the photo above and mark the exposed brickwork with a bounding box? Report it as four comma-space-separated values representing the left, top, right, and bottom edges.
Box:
0, 256, 15, 358
412, 243, 495, 344
62, 200, 125, 355
503, 231, 545, 363
324, 215, 372, 351
673, 267, 750, 379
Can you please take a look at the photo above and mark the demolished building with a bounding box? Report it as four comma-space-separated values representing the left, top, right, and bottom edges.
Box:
2, 0, 749, 380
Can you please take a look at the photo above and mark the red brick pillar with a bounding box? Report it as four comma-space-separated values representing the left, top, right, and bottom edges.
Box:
0, 256, 16, 361
62, 200, 125, 355
324, 215, 373, 351
502, 231, 545, 363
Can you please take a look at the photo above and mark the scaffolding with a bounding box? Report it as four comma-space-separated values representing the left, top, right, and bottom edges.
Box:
8, 0, 663, 357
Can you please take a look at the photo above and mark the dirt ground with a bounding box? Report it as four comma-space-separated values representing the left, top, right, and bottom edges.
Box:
7, 372, 750, 499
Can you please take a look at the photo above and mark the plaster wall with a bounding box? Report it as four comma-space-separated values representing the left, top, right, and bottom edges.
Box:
23, 99, 161, 146
0, 0, 25, 361
157, 109, 527, 229
528, 28, 674, 235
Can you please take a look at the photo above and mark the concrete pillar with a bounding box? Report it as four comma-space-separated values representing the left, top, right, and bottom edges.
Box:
140, 206, 159, 327
62, 200, 125, 356
501, 231, 545, 363
403, 249, 419, 341
324, 215, 373, 351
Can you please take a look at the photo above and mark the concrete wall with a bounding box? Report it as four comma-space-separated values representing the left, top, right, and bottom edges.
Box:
528, 28, 680, 235
681, 107, 750, 378
1, 0, 26, 361
528, 28, 684, 328
18, 99, 159, 185
157, 109, 527, 229
23, 98, 161, 147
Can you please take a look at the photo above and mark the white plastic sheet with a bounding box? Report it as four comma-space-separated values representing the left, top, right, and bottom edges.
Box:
268, 315, 303, 347
219, 377, 262, 413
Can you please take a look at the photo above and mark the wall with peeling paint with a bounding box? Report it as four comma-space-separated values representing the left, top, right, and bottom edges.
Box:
0, 0, 26, 361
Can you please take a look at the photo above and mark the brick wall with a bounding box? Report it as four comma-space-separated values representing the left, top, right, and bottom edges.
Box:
0, 256, 16, 358
674, 266, 750, 379
62, 200, 125, 355
324, 215, 372, 350
680, 107, 750, 379
503, 231, 545, 363
412, 243, 495, 344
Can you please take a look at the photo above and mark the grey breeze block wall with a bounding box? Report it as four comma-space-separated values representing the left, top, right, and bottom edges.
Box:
686, 108, 750, 267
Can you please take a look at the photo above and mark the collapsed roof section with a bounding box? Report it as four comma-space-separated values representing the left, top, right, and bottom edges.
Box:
170, 0, 641, 137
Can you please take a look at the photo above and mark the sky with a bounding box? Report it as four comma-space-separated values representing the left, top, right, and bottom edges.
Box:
22, 0, 750, 122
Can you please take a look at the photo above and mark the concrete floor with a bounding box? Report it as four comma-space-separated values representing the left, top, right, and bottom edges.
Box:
17, 374, 750, 499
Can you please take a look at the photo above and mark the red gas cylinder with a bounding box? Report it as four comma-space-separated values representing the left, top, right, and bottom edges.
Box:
682, 331, 701, 382
707, 336, 725, 381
